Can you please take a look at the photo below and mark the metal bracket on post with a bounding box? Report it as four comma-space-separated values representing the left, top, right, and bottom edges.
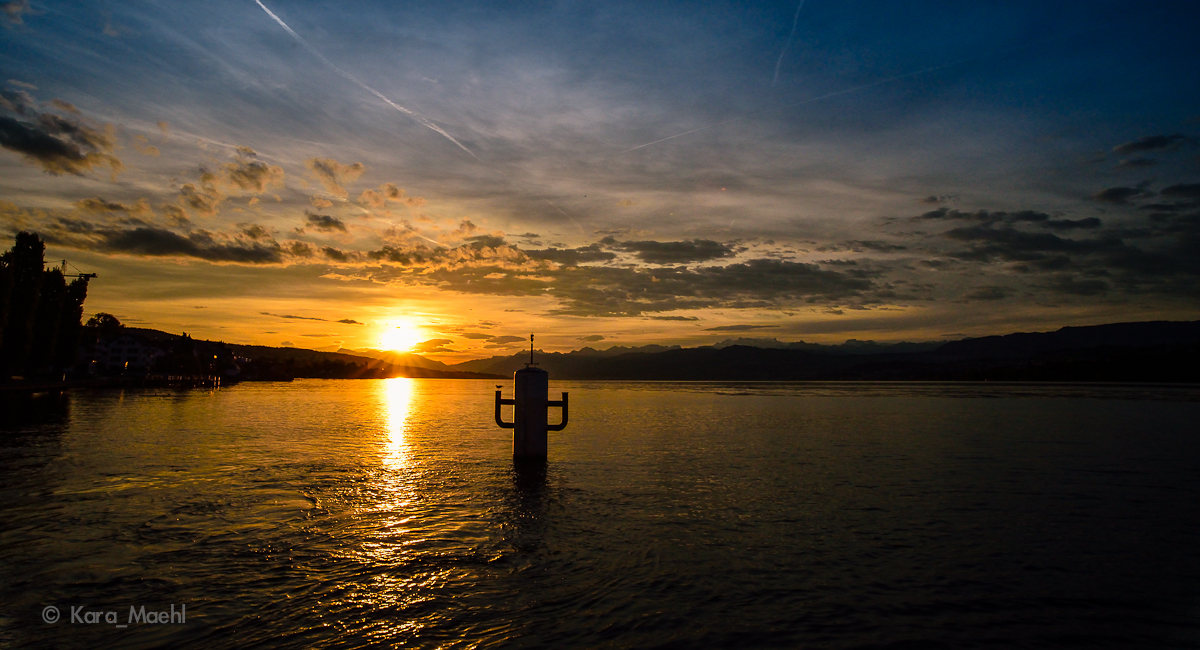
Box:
495, 390, 515, 429
547, 392, 568, 431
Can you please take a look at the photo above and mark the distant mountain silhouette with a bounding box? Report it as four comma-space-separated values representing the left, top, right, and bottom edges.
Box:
453, 339, 949, 376
447, 320, 1200, 382
709, 337, 942, 354
92, 319, 1200, 383
336, 348, 455, 370
933, 321, 1200, 359
451, 343, 683, 376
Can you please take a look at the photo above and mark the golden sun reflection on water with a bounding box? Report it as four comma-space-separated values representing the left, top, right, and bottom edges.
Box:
381, 377, 415, 470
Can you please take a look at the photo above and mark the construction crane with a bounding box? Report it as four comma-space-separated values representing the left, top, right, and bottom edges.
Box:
52, 259, 98, 280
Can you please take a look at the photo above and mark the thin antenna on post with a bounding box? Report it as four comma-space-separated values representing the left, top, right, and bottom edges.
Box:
528, 334, 536, 366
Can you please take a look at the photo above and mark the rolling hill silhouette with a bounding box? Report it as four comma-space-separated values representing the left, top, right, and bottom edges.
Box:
446, 320, 1200, 382
111, 320, 1200, 382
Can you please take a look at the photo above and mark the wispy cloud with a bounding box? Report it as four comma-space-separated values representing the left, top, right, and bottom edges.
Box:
0, 89, 123, 176
261, 312, 326, 321
252, 0, 480, 160
621, 57, 969, 153
703, 324, 778, 332
621, 28, 1081, 153
772, 1, 805, 87
1, 0, 31, 26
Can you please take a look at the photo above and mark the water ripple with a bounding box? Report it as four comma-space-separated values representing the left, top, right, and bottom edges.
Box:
1, 379, 1198, 648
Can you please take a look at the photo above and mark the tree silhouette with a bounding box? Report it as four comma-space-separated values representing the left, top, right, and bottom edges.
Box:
85, 312, 123, 331
0, 233, 47, 377
53, 277, 90, 373
0, 232, 93, 379
0, 255, 10, 354
157, 333, 202, 374
28, 267, 66, 375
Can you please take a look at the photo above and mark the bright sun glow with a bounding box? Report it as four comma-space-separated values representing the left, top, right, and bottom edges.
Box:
379, 325, 423, 352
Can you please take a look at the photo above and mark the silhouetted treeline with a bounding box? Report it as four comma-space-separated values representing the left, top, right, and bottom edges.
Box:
0, 233, 91, 380
233, 351, 500, 380
242, 357, 389, 380
91, 328, 503, 381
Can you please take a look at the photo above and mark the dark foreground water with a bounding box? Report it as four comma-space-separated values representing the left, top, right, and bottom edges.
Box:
2, 380, 1200, 649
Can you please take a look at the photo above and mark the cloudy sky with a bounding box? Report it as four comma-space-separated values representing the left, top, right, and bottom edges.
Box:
2, 0, 1198, 359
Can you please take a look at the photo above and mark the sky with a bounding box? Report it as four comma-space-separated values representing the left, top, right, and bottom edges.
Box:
1, 0, 1198, 360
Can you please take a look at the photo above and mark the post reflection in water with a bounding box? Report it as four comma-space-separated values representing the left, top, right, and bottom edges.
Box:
502, 457, 552, 559
510, 457, 548, 498
380, 377, 415, 470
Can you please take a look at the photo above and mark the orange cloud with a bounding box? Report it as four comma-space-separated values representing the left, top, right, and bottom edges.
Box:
305, 157, 366, 198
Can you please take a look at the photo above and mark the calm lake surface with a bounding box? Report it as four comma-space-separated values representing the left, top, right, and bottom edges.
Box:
2, 379, 1199, 648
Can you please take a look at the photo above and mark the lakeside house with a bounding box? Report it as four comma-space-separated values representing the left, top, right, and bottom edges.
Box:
89, 333, 168, 374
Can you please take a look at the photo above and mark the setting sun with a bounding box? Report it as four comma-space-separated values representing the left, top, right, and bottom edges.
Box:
379, 325, 423, 352
5, 2, 1200, 647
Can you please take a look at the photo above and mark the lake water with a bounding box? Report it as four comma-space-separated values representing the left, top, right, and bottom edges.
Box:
2, 379, 1199, 648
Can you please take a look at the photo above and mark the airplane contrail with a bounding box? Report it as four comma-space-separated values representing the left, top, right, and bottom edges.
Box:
416, 234, 449, 248
254, 1, 605, 234
621, 62, 955, 154
253, 0, 479, 161
621, 20, 1113, 156
772, 0, 805, 88
541, 198, 586, 233
620, 118, 739, 154
620, 37, 1063, 155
